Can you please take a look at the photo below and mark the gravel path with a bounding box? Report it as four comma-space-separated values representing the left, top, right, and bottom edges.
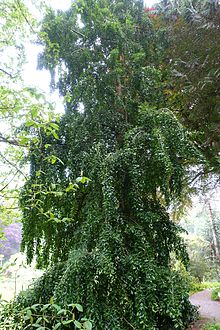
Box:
190, 289, 220, 322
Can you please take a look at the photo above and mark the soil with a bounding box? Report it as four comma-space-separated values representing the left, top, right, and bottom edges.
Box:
187, 289, 220, 329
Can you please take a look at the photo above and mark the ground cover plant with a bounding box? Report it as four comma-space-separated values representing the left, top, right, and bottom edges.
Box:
0, 299, 92, 330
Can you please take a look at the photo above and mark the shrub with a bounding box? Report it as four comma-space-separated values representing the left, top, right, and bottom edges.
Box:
189, 280, 220, 295
211, 287, 220, 301
204, 323, 220, 330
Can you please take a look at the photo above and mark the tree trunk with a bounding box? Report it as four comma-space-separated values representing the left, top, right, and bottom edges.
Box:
206, 198, 220, 263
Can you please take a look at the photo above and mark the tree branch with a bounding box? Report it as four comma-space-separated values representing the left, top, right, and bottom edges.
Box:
0, 170, 19, 193
0, 68, 14, 78
0, 151, 27, 179
189, 170, 205, 185
16, 0, 36, 34
71, 28, 85, 38
0, 132, 27, 147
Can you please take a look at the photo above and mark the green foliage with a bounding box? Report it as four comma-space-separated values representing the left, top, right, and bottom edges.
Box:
161, 0, 220, 173
184, 234, 217, 282
189, 280, 220, 295
0, 299, 92, 330
18, 0, 202, 328
211, 287, 220, 301
13, 258, 197, 330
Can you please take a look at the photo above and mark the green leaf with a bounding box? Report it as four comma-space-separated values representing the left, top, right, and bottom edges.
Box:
52, 131, 59, 139
84, 320, 92, 330
74, 320, 82, 329
75, 304, 83, 312
62, 320, 73, 325
50, 123, 59, 130
40, 304, 50, 311
53, 323, 61, 330
57, 309, 67, 315
51, 304, 61, 312
25, 120, 35, 127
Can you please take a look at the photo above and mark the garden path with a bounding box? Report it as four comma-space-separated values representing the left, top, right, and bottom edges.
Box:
188, 289, 220, 329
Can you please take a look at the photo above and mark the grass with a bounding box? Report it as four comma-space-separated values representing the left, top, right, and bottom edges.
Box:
203, 323, 220, 330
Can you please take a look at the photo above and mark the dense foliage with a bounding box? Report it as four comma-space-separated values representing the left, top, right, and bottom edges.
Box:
17, 0, 203, 328
159, 0, 220, 174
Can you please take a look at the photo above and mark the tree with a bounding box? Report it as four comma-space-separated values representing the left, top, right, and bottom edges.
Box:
0, 0, 59, 236
19, 0, 200, 328
159, 0, 220, 175
181, 194, 220, 280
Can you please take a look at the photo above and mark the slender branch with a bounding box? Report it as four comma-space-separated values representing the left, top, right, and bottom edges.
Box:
3, 207, 20, 210
0, 68, 14, 78
189, 170, 205, 185
123, 318, 137, 330
71, 28, 85, 38
0, 170, 19, 193
16, 0, 36, 34
0, 151, 27, 179
0, 195, 19, 199
0, 132, 27, 147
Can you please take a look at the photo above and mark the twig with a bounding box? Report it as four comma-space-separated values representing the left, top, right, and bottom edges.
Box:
189, 170, 205, 185
16, 0, 36, 34
0, 151, 28, 179
71, 28, 85, 38
0, 132, 28, 147
123, 317, 137, 330
0, 68, 14, 78
0, 170, 19, 193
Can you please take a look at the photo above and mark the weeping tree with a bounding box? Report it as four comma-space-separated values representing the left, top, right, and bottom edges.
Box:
19, 0, 200, 328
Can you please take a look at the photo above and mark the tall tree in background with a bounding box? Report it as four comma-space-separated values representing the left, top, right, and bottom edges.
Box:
20, 0, 200, 328
159, 0, 220, 176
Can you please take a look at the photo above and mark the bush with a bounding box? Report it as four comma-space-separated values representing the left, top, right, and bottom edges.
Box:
204, 324, 220, 330
211, 287, 220, 301
189, 280, 220, 295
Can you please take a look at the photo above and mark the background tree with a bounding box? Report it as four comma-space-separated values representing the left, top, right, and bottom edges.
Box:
0, 0, 59, 237
158, 0, 220, 175
181, 194, 220, 281
19, 1, 201, 328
